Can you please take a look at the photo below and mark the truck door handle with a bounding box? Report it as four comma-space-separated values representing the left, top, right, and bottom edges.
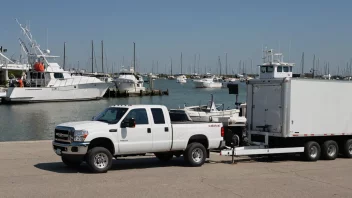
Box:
165, 127, 169, 132
147, 128, 151, 133
109, 129, 117, 132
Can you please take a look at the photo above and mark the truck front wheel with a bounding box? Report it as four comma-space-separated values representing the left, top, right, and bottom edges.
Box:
86, 147, 112, 173
184, 143, 207, 167
61, 155, 82, 168
303, 141, 321, 161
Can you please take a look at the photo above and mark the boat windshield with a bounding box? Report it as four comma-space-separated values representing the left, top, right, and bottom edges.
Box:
94, 107, 128, 124
260, 66, 274, 73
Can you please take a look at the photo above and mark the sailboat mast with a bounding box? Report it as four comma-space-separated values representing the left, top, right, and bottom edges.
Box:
218, 56, 222, 76
101, 40, 104, 73
63, 42, 66, 70
225, 53, 228, 76
133, 42, 136, 73
170, 57, 173, 75
91, 40, 94, 73
181, 52, 183, 74
193, 54, 196, 74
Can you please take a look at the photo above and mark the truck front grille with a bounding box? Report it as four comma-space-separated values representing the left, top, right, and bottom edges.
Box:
55, 127, 74, 143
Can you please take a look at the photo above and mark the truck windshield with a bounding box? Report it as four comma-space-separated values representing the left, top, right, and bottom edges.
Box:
94, 107, 128, 124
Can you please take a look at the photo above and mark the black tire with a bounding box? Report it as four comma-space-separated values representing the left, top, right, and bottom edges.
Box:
154, 152, 173, 162
86, 147, 113, 173
321, 140, 338, 160
61, 155, 82, 168
303, 141, 321, 161
184, 143, 207, 167
342, 139, 352, 158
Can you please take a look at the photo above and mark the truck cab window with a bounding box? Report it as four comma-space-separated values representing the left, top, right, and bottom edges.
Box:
94, 107, 128, 124
151, 108, 165, 124
124, 108, 149, 125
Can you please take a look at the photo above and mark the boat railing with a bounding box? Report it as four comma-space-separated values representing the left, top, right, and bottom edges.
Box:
28, 76, 99, 88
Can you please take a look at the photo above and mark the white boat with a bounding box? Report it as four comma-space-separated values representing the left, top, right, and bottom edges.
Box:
193, 74, 222, 88
221, 78, 239, 88
3, 20, 112, 103
167, 75, 175, 80
113, 67, 146, 93
0, 88, 6, 98
184, 94, 239, 122
176, 75, 187, 83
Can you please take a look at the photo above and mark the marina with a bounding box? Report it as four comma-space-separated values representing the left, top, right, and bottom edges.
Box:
1, 1, 352, 197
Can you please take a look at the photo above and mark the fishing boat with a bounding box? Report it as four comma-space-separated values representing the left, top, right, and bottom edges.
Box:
183, 94, 239, 122
3, 20, 112, 103
193, 73, 222, 88
113, 67, 146, 93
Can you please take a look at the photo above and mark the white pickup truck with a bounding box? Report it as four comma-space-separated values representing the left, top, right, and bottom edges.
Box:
52, 105, 225, 173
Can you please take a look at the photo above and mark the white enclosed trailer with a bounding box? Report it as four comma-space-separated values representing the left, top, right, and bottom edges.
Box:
221, 49, 352, 161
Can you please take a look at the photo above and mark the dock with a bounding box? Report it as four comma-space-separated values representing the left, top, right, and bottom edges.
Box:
104, 88, 169, 98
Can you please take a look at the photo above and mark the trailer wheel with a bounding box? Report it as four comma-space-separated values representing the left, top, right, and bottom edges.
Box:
184, 143, 207, 167
303, 141, 321, 161
86, 147, 112, 173
342, 139, 352, 158
321, 140, 338, 160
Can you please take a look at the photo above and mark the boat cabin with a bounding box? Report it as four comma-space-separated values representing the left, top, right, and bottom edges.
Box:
258, 49, 294, 79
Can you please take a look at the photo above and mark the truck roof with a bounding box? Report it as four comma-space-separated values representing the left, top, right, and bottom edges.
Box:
109, 104, 166, 108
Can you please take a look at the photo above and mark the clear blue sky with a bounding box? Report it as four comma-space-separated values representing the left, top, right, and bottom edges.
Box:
1, 0, 352, 75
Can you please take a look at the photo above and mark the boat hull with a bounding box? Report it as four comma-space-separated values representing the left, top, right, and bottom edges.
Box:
186, 109, 239, 122
4, 83, 111, 103
193, 81, 222, 88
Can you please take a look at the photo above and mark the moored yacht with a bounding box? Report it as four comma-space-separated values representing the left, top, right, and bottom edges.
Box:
4, 20, 111, 103
113, 67, 146, 93
176, 74, 187, 83
193, 73, 222, 88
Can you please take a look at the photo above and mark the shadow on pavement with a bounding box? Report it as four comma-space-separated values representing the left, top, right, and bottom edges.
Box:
213, 154, 303, 165
34, 156, 188, 174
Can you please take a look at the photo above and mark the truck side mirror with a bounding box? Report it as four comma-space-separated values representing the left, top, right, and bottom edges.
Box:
121, 118, 136, 128
128, 118, 136, 128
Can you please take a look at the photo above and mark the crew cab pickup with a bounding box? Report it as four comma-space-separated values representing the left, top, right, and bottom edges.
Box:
52, 105, 225, 173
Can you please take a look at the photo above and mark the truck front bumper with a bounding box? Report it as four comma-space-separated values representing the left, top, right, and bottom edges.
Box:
52, 141, 89, 156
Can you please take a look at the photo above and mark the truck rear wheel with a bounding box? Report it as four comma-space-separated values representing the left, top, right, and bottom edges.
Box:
154, 152, 173, 162
342, 139, 352, 158
184, 143, 207, 167
321, 140, 338, 160
61, 155, 82, 168
303, 141, 321, 161
86, 147, 112, 173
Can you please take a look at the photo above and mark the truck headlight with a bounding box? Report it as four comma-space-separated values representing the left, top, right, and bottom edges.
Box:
73, 130, 89, 142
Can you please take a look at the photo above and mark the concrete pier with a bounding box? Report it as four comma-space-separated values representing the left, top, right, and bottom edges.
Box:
1, 140, 352, 197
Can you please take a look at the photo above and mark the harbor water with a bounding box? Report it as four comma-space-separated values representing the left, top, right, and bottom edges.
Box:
0, 79, 246, 142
